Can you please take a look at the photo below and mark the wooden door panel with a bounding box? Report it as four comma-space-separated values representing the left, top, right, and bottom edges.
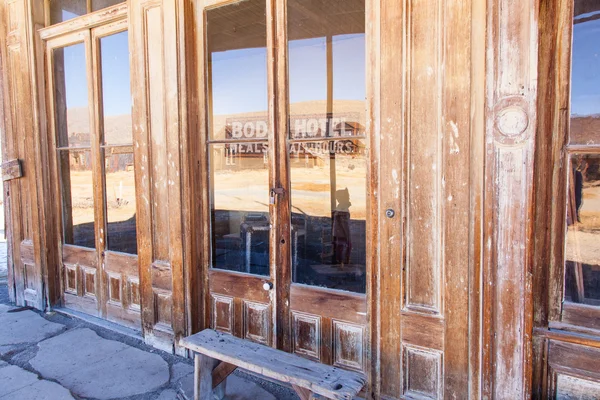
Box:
547, 340, 600, 399
290, 286, 367, 373
402, 345, 442, 399
62, 244, 100, 316
104, 251, 141, 329
209, 270, 272, 345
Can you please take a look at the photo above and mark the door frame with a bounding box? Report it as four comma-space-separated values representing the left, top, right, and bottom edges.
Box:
41, 4, 141, 328
192, 0, 376, 386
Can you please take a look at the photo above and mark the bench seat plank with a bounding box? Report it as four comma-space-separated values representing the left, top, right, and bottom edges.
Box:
180, 329, 365, 400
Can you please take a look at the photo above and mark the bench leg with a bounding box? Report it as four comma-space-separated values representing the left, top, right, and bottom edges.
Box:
194, 354, 219, 400
214, 379, 226, 400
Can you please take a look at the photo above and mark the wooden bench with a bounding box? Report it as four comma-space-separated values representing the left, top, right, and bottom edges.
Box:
180, 329, 366, 400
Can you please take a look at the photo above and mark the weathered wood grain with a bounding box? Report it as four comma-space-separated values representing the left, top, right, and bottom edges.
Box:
1, 159, 22, 181
482, 0, 539, 397
181, 329, 366, 400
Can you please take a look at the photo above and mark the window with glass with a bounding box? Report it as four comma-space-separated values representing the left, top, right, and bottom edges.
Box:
206, 0, 270, 276
53, 29, 136, 253
565, 1, 600, 306
205, 0, 366, 294
54, 42, 95, 248
49, 0, 125, 25
100, 31, 136, 254
287, 0, 366, 293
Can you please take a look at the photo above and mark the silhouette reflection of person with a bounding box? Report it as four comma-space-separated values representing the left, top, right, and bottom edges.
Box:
332, 188, 352, 265
574, 159, 588, 224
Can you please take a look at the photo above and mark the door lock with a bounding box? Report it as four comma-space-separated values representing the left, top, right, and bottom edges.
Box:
269, 187, 285, 205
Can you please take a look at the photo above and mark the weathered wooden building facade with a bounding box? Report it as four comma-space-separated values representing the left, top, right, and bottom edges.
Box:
1, 0, 599, 398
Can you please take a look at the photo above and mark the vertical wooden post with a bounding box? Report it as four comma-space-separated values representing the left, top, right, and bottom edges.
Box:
194, 353, 218, 400
483, 0, 539, 398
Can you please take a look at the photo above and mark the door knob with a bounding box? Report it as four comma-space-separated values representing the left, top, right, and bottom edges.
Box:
262, 282, 273, 291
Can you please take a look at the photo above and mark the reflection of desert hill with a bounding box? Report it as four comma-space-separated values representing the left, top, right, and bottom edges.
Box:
571, 115, 600, 145
212, 100, 365, 139
67, 106, 132, 145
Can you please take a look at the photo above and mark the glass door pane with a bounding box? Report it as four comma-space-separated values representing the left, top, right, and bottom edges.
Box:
98, 30, 137, 254
287, 0, 367, 293
207, 0, 270, 276
53, 42, 96, 248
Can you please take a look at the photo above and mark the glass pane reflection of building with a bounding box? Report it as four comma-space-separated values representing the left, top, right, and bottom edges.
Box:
565, 155, 600, 305
288, 0, 367, 293
207, 0, 270, 276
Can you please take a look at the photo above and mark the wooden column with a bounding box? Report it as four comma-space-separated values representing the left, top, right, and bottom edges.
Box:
129, 0, 188, 354
482, 0, 539, 398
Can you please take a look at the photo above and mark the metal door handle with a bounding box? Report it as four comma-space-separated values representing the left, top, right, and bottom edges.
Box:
262, 282, 273, 291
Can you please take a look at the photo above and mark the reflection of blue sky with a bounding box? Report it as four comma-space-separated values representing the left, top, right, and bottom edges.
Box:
211, 34, 365, 116
63, 43, 88, 109
100, 31, 131, 116
63, 30, 131, 117
64, 30, 365, 118
572, 14, 600, 116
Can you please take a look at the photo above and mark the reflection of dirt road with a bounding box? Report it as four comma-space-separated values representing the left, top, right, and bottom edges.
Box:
69, 170, 136, 226
214, 163, 367, 219
70, 159, 367, 227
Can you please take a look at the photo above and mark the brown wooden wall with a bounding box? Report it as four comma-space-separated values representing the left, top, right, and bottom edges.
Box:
0, 0, 546, 398
0, 0, 55, 311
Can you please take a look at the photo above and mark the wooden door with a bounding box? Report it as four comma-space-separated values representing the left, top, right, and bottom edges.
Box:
44, 9, 141, 329
201, 0, 277, 346
200, 0, 370, 375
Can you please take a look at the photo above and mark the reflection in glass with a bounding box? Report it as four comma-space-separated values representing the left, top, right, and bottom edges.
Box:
49, 1, 124, 25
104, 151, 137, 254
50, 0, 87, 25
100, 31, 132, 146
53, 44, 90, 148
210, 143, 270, 275
288, 0, 365, 139
207, 0, 270, 276
59, 149, 96, 248
206, 0, 268, 141
565, 154, 600, 305
289, 141, 367, 292
570, 1, 600, 145
99, 30, 136, 254
92, 0, 124, 12
287, 0, 366, 293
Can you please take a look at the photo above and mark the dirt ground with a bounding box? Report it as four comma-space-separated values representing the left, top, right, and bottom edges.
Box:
566, 183, 600, 266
